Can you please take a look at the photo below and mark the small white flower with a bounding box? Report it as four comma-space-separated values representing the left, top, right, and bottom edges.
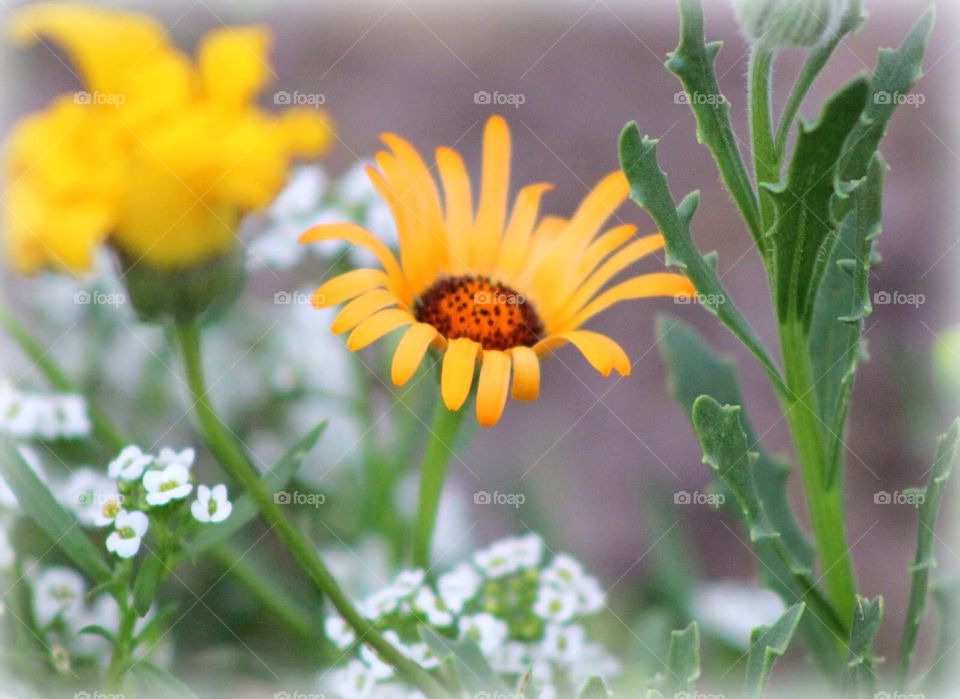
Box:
692, 580, 785, 648
533, 584, 579, 624
541, 623, 586, 664
413, 587, 453, 627
105, 510, 149, 559
474, 535, 542, 578
156, 447, 195, 470
489, 640, 532, 675
457, 613, 508, 655
437, 562, 481, 614
330, 658, 376, 698
362, 588, 401, 619
360, 630, 400, 680
325, 614, 356, 649
54, 394, 91, 438
143, 463, 193, 506
542, 553, 586, 590
190, 484, 232, 523
391, 569, 425, 596
573, 575, 605, 615
31, 566, 86, 627
108, 446, 152, 482
58, 468, 117, 527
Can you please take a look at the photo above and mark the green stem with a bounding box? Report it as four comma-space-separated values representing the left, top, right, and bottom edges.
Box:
779, 320, 856, 631
173, 320, 447, 698
748, 44, 778, 242
105, 567, 137, 689
412, 397, 467, 570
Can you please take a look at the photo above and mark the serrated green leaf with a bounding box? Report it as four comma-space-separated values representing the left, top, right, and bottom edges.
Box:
838, 7, 935, 187
845, 595, 884, 694
666, 0, 762, 243
618, 123, 786, 397
576, 675, 612, 699
133, 550, 165, 617
764, 77, 869, 325
898, 419, 960, 684
419, 626, 509, 694
129, 660, 201, 699
745, 602, 805, 699
0, 436, 111, 584
657, 315, 812, 567
664, 622, 700, 695
809, 154, 886, 484
182, 421, 326, 559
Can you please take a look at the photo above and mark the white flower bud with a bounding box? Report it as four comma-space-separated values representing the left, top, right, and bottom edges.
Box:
732, 0, 854, 48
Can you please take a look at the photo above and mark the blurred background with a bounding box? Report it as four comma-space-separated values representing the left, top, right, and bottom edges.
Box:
1, 0, 958, 694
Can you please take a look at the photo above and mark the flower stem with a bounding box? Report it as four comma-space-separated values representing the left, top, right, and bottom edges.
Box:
412, 397, 467, 570
105, 568, 137, 689
173, 320, 447, 697
748, 44, 778, 242
778, 320, 856, 631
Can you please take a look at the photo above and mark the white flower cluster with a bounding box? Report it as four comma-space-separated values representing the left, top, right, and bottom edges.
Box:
248, 162, 397, 272
26, 564, 166, 667
0, 382, 90, 440
322, 534, 619, 699
69, 445, 232, 559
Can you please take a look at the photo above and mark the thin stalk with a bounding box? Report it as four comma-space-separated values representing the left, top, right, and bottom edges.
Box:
173, 320, 447, 698
748, 44, 778, 242
779, 320, 856, 630
412, 396, 467, 570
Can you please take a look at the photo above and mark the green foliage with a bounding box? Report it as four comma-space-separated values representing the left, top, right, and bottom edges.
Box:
576, 676, 612, 699
744, 603, 805, 699
133, 551, 165, 617
845, 596, 884, 695
419, 626, 510, 694
129, 660, 201, 699
663, 622, 700, 696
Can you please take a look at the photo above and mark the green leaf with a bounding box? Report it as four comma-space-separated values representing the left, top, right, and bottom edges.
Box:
133, 550, 165, 617
898, 419, 960, 684
128, 660, 201, 699
618, 123, 786, 397
182, 421, 326, 559
764, 77, 869, 325
809, 154, 885, 483
664, 622, 700, 695
576, 676, 612, 699
76, 624, 116, 642
690, 396, 847, 672
665, 0, 762, 243
924, 579, 960, 691
838, 7, 935, 187
657, 315, 812, 567
845, 595, 884, 694
744, 603, 805, 699
419, 626, 509, 694
0, 436, 111, 584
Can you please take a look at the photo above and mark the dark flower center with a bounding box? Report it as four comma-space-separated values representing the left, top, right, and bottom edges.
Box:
414, 275, 543, 351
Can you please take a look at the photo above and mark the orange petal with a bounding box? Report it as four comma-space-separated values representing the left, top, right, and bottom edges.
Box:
391, 323, 439, 385
331, 289, 398, 334
440, 337, 480, 410
534, 331, 631, 377
345, 309, 414, 350
509, 346, 541, 401
476, 350, 511, 426
472, 115, 511, 274
563, 273, 695, 330
314, 268, 392, 306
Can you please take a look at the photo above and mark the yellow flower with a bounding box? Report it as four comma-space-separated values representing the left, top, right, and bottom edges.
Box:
4, 2, 333, 274
300, 116, 695, 426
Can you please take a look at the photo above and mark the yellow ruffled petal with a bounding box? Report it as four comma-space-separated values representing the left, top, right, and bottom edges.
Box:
509, 346, 541, 401
331, 289, 398, 334
198, 26, 271, 107
472, 115, 511, 274
440, 337, 480, 411
534, 331, 631, 377
476, 350, 511, 426
314, 268, 393, 307
580, 224, 641, 276
563, 273, 696, 330
300, 223, 412, 305
391, 323, 439, 386
346, 309, 415, 351
435, 145, 473, 274
494, 183, 553, 282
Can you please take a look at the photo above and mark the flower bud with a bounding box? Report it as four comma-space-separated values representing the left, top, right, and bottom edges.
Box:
732, 0, 853, 48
